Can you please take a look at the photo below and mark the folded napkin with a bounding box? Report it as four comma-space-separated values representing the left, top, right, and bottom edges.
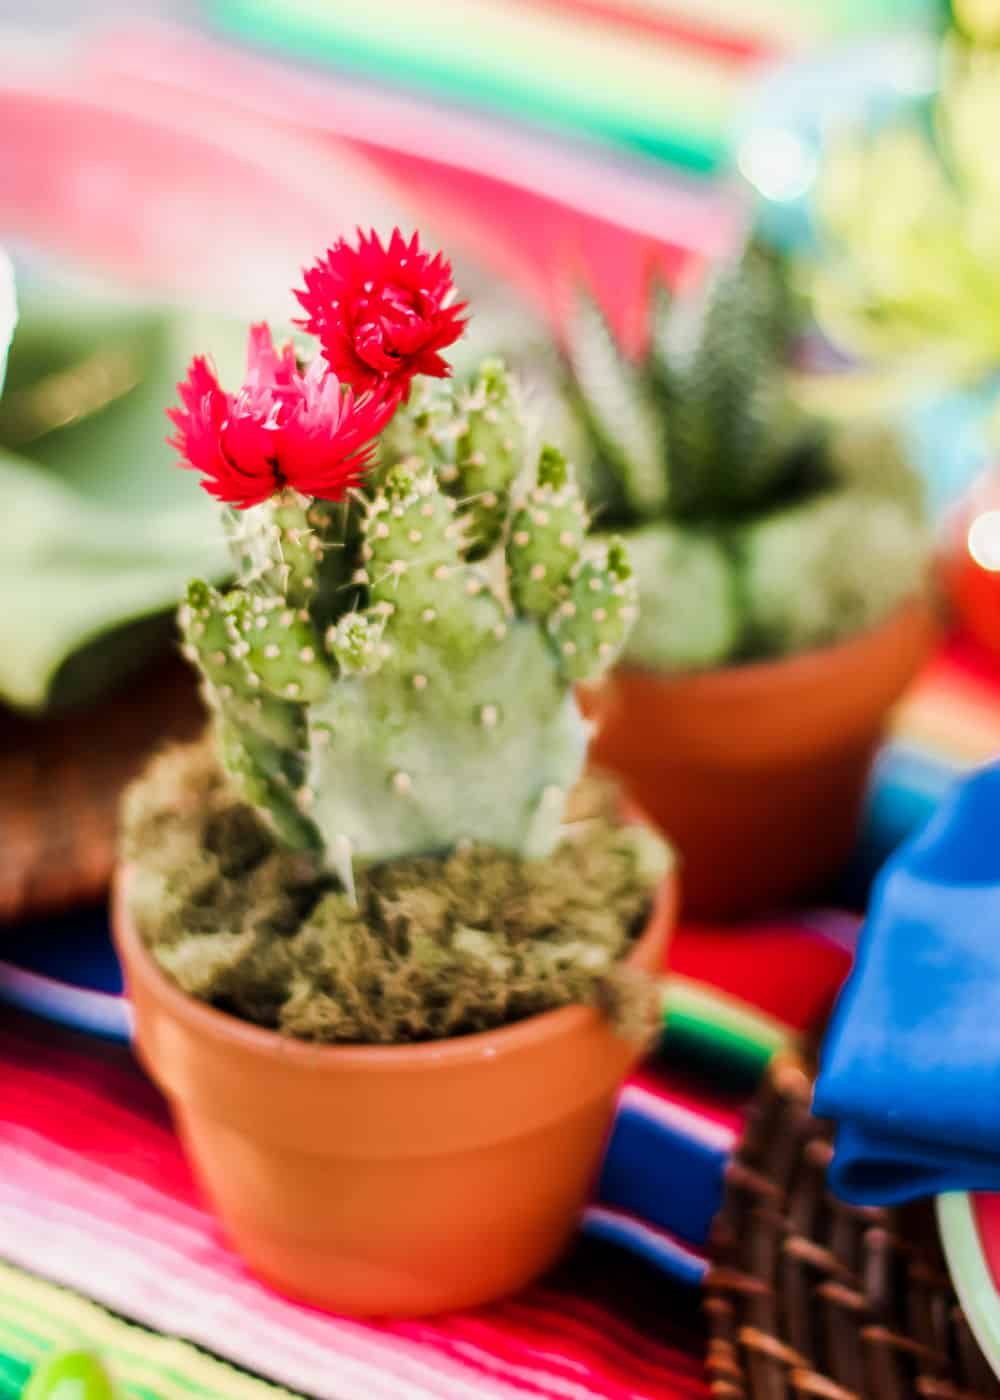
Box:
815, 759, 1000, 1205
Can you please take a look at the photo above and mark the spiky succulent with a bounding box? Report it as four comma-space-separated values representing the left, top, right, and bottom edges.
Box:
179, 364, 636, 873
562, 238, 930, 671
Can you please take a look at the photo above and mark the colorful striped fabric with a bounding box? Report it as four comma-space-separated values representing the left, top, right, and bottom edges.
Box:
1, 640, 995, 1318
0, 1013, 710, 1400
593, 912, 856, 1277
0, 1261, 299, 1400
202, 0, 941, 176
855, 636, 1000, 888
81, 21, 739, 344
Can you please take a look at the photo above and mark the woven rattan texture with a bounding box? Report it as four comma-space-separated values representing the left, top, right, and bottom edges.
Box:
705, 1055, 1000, 1400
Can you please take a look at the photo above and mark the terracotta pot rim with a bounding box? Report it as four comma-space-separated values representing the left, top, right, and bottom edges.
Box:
113, 863, 676, 1072
613, 597, 935, 696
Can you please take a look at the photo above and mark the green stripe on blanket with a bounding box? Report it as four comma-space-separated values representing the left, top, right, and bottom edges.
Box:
0, 1262, 302, 1400
662, 974, 795, 1081
208, 0, 734, 172
207, 0, 940, 174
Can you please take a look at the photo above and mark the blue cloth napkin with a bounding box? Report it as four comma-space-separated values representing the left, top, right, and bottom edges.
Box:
815, 760, 1000, 1205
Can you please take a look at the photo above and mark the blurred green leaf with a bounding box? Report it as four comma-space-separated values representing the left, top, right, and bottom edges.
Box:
0, 248, 14, 390
0, 443, 229, 709
0, 278, 249, 709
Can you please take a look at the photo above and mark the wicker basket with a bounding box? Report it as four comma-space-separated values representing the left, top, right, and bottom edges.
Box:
705, 1054, 1000, 1400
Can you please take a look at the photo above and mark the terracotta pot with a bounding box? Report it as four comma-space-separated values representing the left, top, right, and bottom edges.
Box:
113, 868, 675, 1317
584, 600, 936, 919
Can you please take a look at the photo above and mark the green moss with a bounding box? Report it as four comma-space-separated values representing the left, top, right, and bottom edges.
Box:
122, 742, 668, 1045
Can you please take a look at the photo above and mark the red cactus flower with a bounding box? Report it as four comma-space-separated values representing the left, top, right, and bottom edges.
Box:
168, 323, 396, 509
295, 228, 467, 397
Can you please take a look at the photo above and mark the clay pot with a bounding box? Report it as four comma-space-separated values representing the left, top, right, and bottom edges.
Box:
113, 869, 675, 1317
584, 600, 936, 919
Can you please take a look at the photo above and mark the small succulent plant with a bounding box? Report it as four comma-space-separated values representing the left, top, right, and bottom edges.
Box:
171, 231, 636, 878
561, 238, 930, 672
811, 15, 1000, 380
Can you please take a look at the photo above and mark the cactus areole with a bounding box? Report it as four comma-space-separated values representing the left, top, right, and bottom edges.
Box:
169, 231, 636, 876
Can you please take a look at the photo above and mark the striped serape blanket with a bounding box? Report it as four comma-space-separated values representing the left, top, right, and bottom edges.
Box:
0, 1005, 727, 1400
0, 901, 852, 1400
0, 1261, 300, 1400
199, 0, 941, 176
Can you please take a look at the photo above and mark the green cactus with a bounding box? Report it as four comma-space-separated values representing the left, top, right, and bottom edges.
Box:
562, 237, 930, 672
379, 358, 524, 558
179, 579, 320, 851
180, 374, 635, 873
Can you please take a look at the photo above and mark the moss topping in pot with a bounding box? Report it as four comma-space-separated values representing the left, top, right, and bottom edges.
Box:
122, 742, 668, 1045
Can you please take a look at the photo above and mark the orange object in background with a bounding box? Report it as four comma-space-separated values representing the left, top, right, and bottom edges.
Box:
585, 600, 936, 920
113, 871, 675, 1318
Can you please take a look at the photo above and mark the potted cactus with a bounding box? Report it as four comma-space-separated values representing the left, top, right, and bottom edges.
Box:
114, 230, 674, 1317
562, 237, 935, 916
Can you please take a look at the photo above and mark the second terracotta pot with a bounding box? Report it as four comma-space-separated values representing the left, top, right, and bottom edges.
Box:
585, 600, 935, 919
113, 869, 675, 1317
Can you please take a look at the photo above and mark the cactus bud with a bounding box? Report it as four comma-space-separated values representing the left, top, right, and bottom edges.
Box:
329, 612, 385, 676
451, 358, 524, 556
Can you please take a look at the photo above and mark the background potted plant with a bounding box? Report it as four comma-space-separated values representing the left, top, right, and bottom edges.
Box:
114, 229, 675, 1317
561, 237, 935, 917
807, 0, 1000, 659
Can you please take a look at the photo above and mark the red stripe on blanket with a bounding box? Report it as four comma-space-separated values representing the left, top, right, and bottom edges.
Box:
670, 921, 853, 1032
0, 1014, 709, 1398
518, 0, 773, 62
